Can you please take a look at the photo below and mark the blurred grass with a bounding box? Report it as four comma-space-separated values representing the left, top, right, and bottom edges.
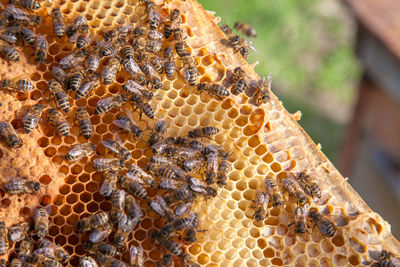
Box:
199, 0, 361, 162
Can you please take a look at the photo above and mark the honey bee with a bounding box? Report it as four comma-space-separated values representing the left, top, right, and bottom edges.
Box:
125, 195, 144, 219
220, 24, 235, 38
296, 172, 321, 199
120, 44, 134, 59
94, 253, 129, 267
122, 58, 147, 85
34, 34, 48, 63
163, 184, 196, 205
174, 202, 192, 217
17, 237, 33, 261
65, 143, 95, 162
174, 27, 187, 57
147, 164, 180, 181
68, 66, 85, 92
309, 209, 336, 237
8, 221, 29, 242
48, 108, 70, 136
89, 223, 112, 243
289, 205, 309, 235
77, 211, 109, 233
264, 177, 283, 207
197, 82, 229, 100
21, 103, 42, 133
0, 28, 17, 44
252, 190, 269, 222
66, 16, 88, 38
32, 254, 63, 267
9, 0, 40, 10
103, 24, 133, 42
158, 254, 173, 267
158, 237, 182, 257
76, 107, 92, 140
127, 163, 155, 187
51, 66, 68, 86
1, 77, 34, 93
10, 258, 21, 267
48, 80, 69, 112
94, 94, 126, 115
181, 253, 201, 267
376, 250, 400, 267
141, 62, 162, 89
33, 207, 49, 239
148, 195, 174, 221
148, 120, 167, 145
85, 242, 119, 257
129, 94, 154, 119
5, 177, 40, 195
182, 55, 197, 86
164, 46, 176, 79
172, 212, 198, 231
38, 238, 70, 264
75, 73, 100, 99
253, 74, 272, 105
110, 189, 126, 224
80, 256, 99, 267
99, 171, 118, 198
0, 42, 19, 62
228, 35, 256, 60
234, 22, 257, 38
122, 79, 152, 100
59, 49, 86, 69
150, 155, 174, 166
101, 139, 131, 161
93, 158, 122, 172
113, 108, 143, 138
86, 48, 100, 74
231, 67, 248, 94
205, 153, 218, 183
76, 33, 91, 49
146, 30, 163, 53
0, 121, 21, 148
151, 55, 163, 74
113, 215, 138, 248
118, 175, 147, 199
216, 173, 227, 188
146, 4, 161, 31
164, 8, 181, 39
10, 25, 35, 45
3, 4, 40, 25
188, 126, 220, 139
282, 178, 309, 205
101, 57, 120, 85
51, 8, 65, 37
0, 222, 8, 255
130, 245, 144, 267
188, 177, 217, 198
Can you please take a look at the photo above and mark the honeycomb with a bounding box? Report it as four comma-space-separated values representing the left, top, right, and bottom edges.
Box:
0, 0, 399, 266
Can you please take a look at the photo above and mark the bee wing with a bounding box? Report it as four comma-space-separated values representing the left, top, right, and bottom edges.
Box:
148, 199, 166, 216
245, 40, 257, 53
67, 144, 85, 157
158, 178, 179, 190
126, 171, 145, 184
129, 245, 138, 265
124, 80, 145, 96
89, 226, 111, 243
99, 180, 115, 196
97, 96, 114, 109
113, 118, 131, 132
124, 107, 139, 126
174, 202, 192, 217
100, 140, 118, 154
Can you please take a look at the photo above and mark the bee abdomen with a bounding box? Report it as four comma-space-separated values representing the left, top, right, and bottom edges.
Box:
1, 45, 19, 62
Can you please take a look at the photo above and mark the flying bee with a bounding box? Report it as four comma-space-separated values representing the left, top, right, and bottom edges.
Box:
309, 209, 336, 237
125, 194, 144, 219
129, 94, 154, 119
164, 8, 181, 39
80, 256, 99, 267
197, 82, 230, 100
17, 237, 33, 261
228, 35, 256, 60
22, 103, 42, 133
296, 172, 321, 199
99, 171, 118, 198
113, 108, 143, 138
113, 215, 139, 247
188, 126, 220, 139
94, 94, 126, 115
0, 222, 8, 255
148, 195, 174, 221
130, 245, 144, 267
5, 177, 40, 195
89, 223, 112, 243
68, 66, 85, 92
0, 121, 22, 148
141, 62, 162, 89
174, 27, 187, 57
51, 66, 68, 86
66, 15, 88, 38
182, 55, 197, 86
253, 190, 271, 222
51, 8, 65, 37
77, 211, 109, 233
0, 42, 19, 62
282, 178, 309, 205
60, 49, 86, 70
164, 46, 176, 79
9, 0, 40, 9
76, 107, 92, 140
264, 177, 283, 207
118, 175, 147, 199
8, 221, 29, 242
101, 139, 131, 161
234, 22, 257, 38
110, 189, 126, 225
0, 28, 17, 44
93, 158, 122, 172
65, 143, 95, 162
289, 205, 309, 235
48, 108, 70, 136
253, 73, 272, 105
122, 58, 147, 85
34, 207, 49, 239
231, 67, 248, 94
122, 79, 153, 100
1, 77, 34, 93
149, 120, 167, 145
75, 73, 100, 99
38, 238, 70, 264
85, 242, 119, 257
101, 57, 120, 85
48, 80, 69, 112
182, 254, 201, 267
34, 34, 48, 63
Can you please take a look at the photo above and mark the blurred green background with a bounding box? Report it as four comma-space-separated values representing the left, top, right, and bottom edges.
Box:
199, 0, 361, 163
